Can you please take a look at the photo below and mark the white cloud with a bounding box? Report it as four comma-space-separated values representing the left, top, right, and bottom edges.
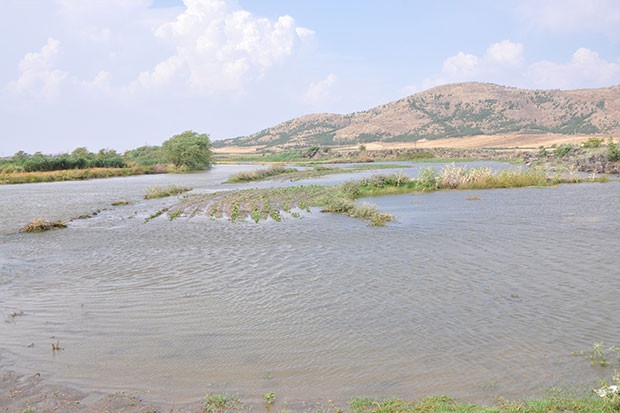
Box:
442, 52, 479, 76
303, 73, 337, 105
417, 40, 619, 92
526, 48, 620, 89
79, 71, 112, 93
130, 56, 184, 92
517, 0, 620, 42
484, 40, 524, 66
8, 38, 68, 99
140, 0, 314, 94
54, 0, 151, 20
422, 41, 523, 89
80, 26, 112, 43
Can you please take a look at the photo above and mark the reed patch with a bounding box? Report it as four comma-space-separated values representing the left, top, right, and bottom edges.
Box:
19, 218, 67, 233
144, 185, 192, 199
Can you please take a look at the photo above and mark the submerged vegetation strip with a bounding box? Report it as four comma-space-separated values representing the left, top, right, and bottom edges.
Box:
226, 163, 413, 183
158, 165, 608, 226
144, 184, 193, 199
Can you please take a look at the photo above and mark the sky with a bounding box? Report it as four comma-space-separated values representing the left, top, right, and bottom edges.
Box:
1, 0, 619, 156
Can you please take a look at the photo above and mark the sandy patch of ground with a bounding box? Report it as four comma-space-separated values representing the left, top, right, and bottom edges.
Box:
363, 134, 594, 151
213, 145, 262, 154
213, 134, 604, 155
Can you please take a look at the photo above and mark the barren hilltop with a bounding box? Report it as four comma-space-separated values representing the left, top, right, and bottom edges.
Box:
214, 82, 620, 151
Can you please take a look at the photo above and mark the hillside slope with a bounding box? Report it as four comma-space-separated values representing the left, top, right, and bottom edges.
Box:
215, 82, 620, 150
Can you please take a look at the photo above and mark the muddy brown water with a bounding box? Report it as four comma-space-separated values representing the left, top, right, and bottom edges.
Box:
1, 163, 619, 408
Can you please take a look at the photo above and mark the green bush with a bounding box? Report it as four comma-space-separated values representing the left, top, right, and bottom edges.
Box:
554, 144, 576, 157
582, 137, 603, 148
608, 138, 620, 162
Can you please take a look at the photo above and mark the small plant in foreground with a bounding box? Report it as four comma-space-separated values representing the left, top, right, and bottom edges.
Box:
203, 392, 242, 413
263, 392, 276, 405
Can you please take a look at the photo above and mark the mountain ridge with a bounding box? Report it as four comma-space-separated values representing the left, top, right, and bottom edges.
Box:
214, 82, 620, 150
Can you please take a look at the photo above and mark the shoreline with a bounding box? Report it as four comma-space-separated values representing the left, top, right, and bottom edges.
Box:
1, 368, 615, 412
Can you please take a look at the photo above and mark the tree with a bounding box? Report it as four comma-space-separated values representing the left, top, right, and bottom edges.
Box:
71, 147, 91, 159
162, 130, 212, 170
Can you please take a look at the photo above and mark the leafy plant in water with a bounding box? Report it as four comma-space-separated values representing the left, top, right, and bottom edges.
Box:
263, 392, 276, 405
230, 202, 240, 222
574, 342, 620, 367
203, 392, 242, 413
143, 207, 169, 223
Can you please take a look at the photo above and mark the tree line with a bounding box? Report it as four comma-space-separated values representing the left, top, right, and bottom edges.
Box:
1, 131, 212, 173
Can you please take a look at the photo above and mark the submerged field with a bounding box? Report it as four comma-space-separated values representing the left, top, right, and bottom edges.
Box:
2, 162, 619, 412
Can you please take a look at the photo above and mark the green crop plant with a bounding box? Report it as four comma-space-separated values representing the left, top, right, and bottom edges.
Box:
203, 392, 242, 413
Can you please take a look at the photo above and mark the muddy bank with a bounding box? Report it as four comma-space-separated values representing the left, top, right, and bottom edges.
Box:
0, 370, 202, 413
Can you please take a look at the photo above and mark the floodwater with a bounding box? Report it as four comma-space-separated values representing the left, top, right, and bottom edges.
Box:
1, 163, 619, 408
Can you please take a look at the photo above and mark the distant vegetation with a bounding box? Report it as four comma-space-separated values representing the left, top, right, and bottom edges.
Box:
1, 130, 212, 184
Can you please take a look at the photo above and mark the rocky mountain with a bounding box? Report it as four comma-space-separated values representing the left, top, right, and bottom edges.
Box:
214, 82, 620, 149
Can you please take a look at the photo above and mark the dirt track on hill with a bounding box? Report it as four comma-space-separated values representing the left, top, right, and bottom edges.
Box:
213, 133, 601, 155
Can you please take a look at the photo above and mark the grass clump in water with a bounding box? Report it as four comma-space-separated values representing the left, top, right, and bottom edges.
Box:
111, 200, 132, 206
227, 165, 299, 183
20, 217, 67, 233
144, 185, 192, 199
203, 392, 243, 413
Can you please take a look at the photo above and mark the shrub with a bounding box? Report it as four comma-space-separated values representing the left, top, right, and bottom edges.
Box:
417, 167, 438, 191
608, 138, 620, 162
582, 137, 603, 148
554, 144, 576, 157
